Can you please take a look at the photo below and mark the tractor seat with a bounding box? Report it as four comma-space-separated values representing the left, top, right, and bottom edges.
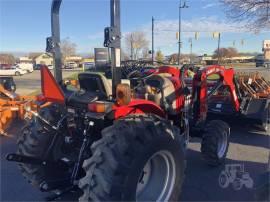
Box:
78, 72, 112, 99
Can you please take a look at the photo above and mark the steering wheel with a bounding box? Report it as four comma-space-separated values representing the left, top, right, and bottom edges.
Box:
127, 68, 158, 80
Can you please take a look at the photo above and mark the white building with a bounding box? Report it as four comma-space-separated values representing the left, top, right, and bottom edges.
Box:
19, 56, 32, 64
35, 53, 53, 65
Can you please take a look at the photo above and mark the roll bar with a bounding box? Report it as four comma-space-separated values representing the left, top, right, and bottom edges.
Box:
46, 0, 121, 97
46, 0, 62, 83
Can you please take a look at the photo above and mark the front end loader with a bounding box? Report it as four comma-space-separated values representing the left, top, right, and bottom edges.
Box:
181, 64, 270, 132
6, 0, 231, 201
186, 65, 270, 132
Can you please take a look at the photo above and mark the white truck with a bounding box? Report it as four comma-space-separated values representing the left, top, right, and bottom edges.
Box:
0, 65, 27, 76
16, 63, 34, 73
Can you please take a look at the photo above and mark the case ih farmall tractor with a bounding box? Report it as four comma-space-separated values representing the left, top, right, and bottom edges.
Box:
6, 0, 230, 201
183, 65, 270, 132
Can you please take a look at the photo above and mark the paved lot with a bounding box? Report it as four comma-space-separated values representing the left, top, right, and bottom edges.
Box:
14, 70, 81, 95
0, 122, 269, 201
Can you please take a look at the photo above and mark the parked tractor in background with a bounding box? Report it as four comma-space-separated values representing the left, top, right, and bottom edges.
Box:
6, 0, 230, 201
182, 64, 270, 132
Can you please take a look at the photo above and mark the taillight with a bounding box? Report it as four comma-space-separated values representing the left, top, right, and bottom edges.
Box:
88, 102, 112, 113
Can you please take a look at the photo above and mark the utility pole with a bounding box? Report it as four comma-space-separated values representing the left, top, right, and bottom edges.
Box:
178, 0, 188, 66
130, 36, 133, 60
217, 32, 221, 64
189, 38, 193, 64
152, 16, 154, 64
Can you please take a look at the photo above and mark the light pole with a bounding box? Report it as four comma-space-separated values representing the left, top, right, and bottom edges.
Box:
152, 16, 154, 64
217, 32, 221, 64
178, 0, 188, 66
189, 38, 192, 64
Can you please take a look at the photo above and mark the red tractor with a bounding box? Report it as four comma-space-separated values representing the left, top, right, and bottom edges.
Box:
6, 0, 230, 201
182, 64, 270, 132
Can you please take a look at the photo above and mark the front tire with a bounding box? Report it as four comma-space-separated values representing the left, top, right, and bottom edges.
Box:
79, 115, 186, 202
201, 120, 230, 166
15, 71, 21, 76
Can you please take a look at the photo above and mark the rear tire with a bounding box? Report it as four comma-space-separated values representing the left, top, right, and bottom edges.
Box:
201, 120, 230, 166
17, 105, 69, 190
79, 115, 186, 201
15, 71, 20, 76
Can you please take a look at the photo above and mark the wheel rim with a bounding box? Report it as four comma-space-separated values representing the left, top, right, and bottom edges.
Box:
217, 131, 228, 158
136, 150, 176, 202
219, 173, 228, 188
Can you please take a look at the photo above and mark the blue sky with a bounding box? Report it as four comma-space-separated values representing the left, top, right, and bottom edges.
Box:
0, 0, 269, 56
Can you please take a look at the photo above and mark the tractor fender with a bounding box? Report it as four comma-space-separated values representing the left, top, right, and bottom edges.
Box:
112, 99, 165, 119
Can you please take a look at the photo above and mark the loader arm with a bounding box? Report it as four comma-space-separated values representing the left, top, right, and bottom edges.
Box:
192, 65, 240, 123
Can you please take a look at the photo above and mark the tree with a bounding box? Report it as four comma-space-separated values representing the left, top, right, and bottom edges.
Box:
155, 50, 164, 62
227, 47, 238, 58
0, 54, 16, 64
61, 38, 77, 62
125, 31, 149, 60
213, 47, 238, 60
168, 53, 194, 64
169, 53, 178, 64
220, 0, 270, 31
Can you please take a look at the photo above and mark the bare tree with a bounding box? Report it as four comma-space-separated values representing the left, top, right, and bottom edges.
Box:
220, 0, 270, 31
227, 47, 238, 57
168, 53, 193, 64
61, 38, 77, 62
213, 47, 238, 60
0, 54, 16, 64
125, 31, 149, 60
169, 53, 178, 64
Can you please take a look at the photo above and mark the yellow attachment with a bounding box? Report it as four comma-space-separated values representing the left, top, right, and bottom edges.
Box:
0, 84, 38, 136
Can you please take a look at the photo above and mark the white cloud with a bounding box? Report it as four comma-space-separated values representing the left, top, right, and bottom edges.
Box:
202, 3, 219, 9
122, 17, 249, 50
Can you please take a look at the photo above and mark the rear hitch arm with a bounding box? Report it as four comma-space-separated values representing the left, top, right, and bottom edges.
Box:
6, 153, 70, 169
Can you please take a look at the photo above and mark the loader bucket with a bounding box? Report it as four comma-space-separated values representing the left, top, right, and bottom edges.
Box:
241, 98, 270, 125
